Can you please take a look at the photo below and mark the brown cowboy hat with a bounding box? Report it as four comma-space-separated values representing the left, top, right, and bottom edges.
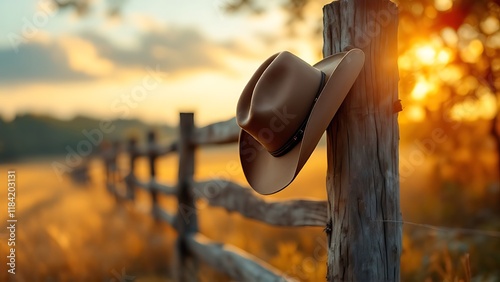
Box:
237, 49, 365, 195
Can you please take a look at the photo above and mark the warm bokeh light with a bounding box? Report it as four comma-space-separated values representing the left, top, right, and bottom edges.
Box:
436, 48, 452, 64
399, 27, 497, 122
441, 27, 459, 46
399, 20, 494, 122
460, 39, 484, 63
415, 44, 437, 65
438, 64, 463, 83
400, 41, 453, 74
411, 77, 434, 100
412, 42, 453, 66
434, 0, 453, 12
450, 90, 497, 121
404, 105, 426, 122
451, 94, 497, 121
480, 16, 500, 35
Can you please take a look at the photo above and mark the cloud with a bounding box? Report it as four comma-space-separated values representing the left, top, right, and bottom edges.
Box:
0, 25, 248, 84
0, 40, 93, 83
79, 25, 225, 73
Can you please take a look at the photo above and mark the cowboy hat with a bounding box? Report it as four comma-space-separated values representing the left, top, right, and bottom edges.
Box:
237, 48, 365, 195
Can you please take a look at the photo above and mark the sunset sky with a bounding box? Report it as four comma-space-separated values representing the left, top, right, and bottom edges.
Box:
2, 0, 498, 126
0, 0, 326, 126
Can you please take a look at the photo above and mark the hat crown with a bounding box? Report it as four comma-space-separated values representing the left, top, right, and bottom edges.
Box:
237, 51, 323, 154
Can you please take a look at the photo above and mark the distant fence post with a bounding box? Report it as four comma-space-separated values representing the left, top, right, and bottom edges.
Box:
174, 112, 198, 282
322, 0, 402, 280
96, 113, 331, 280
105, 141, 120, 200
103, 144, 111, 192
126, 137, 138, 200
147, 131, 159, 219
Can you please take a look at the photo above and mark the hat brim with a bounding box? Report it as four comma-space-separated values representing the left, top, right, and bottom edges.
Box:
239, 49, 365, 195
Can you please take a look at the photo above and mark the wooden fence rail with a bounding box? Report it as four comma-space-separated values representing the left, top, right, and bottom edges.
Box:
100, 0, 401, 279
103, 112, 324, 281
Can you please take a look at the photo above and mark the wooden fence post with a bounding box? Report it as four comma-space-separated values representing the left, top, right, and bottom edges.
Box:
126, 137, 138, 201
174, 112, 198, 282
107, 141, 120, 201
102, 142, 111, 193
147, 131, 159, 219
322, 0, 402, 280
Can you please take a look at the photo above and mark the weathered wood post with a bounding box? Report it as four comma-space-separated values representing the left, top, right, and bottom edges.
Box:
126, 137, 138, 200
102, 143, 111, 193
322, 0, 402, 280
147, 131, 159, 219
107, 141, 120, 200
174, 112, 198, 281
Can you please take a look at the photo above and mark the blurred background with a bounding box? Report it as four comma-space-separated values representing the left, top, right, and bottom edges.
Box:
1, 0, 500, 281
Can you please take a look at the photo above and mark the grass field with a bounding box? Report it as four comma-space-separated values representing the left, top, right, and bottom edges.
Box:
0, 144, 497, 281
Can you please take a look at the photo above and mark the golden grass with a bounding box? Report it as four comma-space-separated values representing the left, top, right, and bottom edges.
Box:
0, 144, 491, 281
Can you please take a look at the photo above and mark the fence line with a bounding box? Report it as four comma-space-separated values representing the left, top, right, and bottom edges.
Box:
102, 112, 323, 281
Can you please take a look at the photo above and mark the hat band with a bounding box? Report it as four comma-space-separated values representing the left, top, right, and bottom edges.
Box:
270, 71, 327, 157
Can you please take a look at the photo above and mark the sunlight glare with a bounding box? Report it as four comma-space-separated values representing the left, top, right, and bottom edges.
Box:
412, 78, 433, 100
436, 49, 452, 64
398, 54, 412, 70
405, 105, 426, 122
415, 45, 436, 65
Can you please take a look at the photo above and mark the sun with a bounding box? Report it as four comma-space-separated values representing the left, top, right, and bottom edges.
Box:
415, 45, 437, 65
399, 41, 460, 122
401, 40, 495, 122
414, 43, 453, 66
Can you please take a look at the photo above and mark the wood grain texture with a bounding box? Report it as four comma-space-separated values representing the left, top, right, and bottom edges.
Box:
147, 131, 160, 219
193, 180, 327, 227
323, 0, 402, 281
175, 113, 198, 282
185, 233, 295, 282
126, 138, 138, 200
176, 113, 198, 233
191, 117, 239, 145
